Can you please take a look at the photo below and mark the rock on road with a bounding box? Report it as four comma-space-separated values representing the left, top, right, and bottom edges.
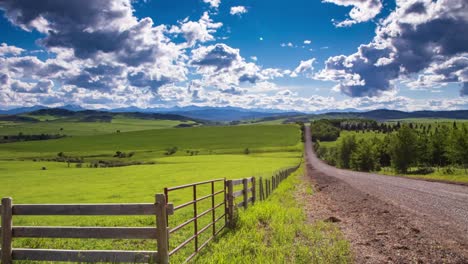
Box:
304, 125, 468, 263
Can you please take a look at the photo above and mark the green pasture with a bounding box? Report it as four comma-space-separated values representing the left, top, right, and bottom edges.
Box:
0, 125, 301, 159
0, 124, 307, 262
0, 117, 195, 136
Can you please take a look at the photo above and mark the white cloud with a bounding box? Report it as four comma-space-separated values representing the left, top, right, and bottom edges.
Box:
291, 58, 316, 78
203, 0, 221, 8
323, 0, 383, 27
0, 43, 24, 56
172, 12, 223, 46
304, 40, 312, 45
230, 6, 248, 16
317, 0, 468, 97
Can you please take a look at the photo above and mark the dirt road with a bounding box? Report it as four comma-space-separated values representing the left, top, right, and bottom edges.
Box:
303, 126, 468, 263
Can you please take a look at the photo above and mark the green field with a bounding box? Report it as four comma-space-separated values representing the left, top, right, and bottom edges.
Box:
0, 117, 196, 136
0, 124, 313, 262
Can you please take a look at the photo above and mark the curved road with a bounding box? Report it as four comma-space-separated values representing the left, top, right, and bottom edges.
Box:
304, 126, 468, 261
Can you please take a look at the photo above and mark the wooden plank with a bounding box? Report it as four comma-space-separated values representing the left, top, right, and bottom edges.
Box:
236, 201, 244, 208
259, 177, 264, 201
232, 190, 243, 198
252, 177, 256, 205
243, 178, 248, 209
12, 249, 158, 263
13, 203, 156, 216
12, 227, 157, 239
155, 194, 169, 264
226, 180, 234, 228
165, 178, 224, 191
1, 198, 12, 264
231, 179, 243, 186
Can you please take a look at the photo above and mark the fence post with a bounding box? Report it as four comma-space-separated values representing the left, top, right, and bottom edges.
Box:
259, 177, 264, 201
266, 179, 270, 197
272, 176, 275, 190
1, 197, 13, 264
243, 178, 248, 209
155, 194, 169, 264
252, 177, 256, 205
226, 180, 234, 228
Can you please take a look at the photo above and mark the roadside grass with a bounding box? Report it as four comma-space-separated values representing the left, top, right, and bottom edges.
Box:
377, 167, 468, 183
193, 166, 351, 264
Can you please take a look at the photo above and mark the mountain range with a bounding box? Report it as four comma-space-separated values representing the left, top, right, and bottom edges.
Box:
0, 105, 467, 122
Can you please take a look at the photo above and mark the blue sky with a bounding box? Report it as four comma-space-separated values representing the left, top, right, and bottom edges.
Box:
0, 0, 467, 112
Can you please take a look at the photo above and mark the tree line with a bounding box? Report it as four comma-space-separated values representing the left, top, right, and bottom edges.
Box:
313, 121, 468, 174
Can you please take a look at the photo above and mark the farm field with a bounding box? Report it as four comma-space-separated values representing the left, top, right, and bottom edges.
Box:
0, 124, 308, 262
0, 117, 196, 136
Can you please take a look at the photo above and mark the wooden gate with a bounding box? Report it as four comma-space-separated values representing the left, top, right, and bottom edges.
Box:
164, 179, 226, 263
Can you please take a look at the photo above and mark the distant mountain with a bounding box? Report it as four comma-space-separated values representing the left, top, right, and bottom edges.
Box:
256, 109, 468, 123
357, 109, 468, 120
100, 106, 304, 121
0, 105, 48, 115
0, 108, 202, 123
1, 106, 467, 122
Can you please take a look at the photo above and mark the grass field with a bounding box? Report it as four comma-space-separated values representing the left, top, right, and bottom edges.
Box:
0, 117, 196, 136
0, 124, 310, 262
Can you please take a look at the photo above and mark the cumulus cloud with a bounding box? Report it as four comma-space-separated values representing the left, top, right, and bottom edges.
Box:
323, 0, 383, 27
171, 12, 222, 46
0, 0, 188, 99
0, 43, 24, 56
203, 0, 221, 8
304, 40, 312, 45
291, 58, 315, 78
190, 43, 285, 89
230, 6, 247, 16
317, 0, 468, 97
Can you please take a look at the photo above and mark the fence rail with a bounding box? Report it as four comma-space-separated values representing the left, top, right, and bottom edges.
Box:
164, 178, 226, 263
1, 163, 301, 263
0, 194, 172, 264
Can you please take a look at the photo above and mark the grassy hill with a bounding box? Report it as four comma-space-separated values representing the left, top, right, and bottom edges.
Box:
0, 108, 203, 137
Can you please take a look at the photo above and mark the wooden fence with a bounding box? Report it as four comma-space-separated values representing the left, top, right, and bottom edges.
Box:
164, 179, 226, 263
0, 195, 173, 264
0, 163, 300, 263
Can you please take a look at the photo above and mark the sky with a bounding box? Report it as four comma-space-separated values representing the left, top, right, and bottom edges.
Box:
0, 0, 467, 112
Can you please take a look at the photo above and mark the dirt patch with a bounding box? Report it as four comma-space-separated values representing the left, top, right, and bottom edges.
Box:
303, 161, 468, 264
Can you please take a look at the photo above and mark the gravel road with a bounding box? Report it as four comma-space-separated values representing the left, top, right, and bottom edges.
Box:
304, 126, 468, 263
